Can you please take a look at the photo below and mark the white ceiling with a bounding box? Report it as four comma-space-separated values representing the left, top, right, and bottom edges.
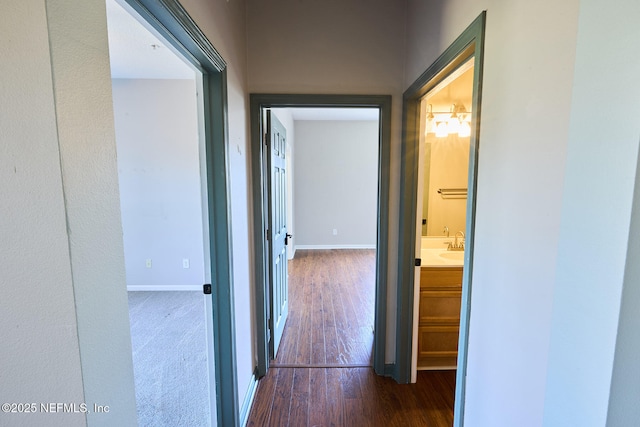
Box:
106, 0, 195, 79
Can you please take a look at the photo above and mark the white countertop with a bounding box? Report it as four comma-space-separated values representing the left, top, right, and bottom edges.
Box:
420, 247, 464, 267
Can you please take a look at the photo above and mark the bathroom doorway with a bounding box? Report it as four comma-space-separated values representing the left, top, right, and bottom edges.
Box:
412, 56, 475, 377
397, 12, 486, 426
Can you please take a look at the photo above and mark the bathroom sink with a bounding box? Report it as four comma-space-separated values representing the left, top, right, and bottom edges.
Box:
439, 251, 464, 261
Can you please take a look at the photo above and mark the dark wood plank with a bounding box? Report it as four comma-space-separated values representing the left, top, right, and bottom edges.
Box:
308, 368, 328, 427
246, 364, 277, 427
311, 281, 326, 365
357, 367, 389, 427
268, 368, 294, 426
325, 367, 344, 426
288, 368, 310, 426
323, 295, 341, 365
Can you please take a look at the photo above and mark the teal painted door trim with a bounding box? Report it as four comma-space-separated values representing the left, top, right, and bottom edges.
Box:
396, 12, 486, 427
250, 94, 392, 378
122, 1, 239, 426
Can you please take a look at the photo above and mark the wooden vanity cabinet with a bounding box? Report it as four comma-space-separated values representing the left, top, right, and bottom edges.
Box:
417, 266, 462, 369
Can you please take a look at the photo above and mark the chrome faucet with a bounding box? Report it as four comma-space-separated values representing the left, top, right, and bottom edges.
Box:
446, 231, 465, 251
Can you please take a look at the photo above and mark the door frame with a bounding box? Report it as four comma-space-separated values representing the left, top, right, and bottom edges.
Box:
396, 11, 486, 425
250, 94, 392, 378
121, 1, 238, 425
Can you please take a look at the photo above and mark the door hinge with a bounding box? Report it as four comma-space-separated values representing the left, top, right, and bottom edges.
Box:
203, 284, 212, 294
267, 318, 271, 342
415, 258, 421, 267
266, 229, 269, 240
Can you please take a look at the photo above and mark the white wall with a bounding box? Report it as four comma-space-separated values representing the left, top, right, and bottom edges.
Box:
405, 0, 580, 425
0, 3, 88, 426
180, 0, 256, 414
544, 0, 640, 425
2, 0, 252, 424
247, 0, 406, 361
46, 1, 139, 424
294, 120, 378, 248
112, 78, 205, 290
1, 0, 138, 426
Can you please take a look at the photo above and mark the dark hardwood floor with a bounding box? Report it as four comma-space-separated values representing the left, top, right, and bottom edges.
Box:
273, 249, 375, 367
248, 367, 456, 427
247, 249, 456, 426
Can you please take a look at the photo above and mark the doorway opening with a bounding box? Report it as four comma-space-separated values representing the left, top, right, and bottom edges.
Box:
397, 12, 486, 426
250, 95, 392, 379
106, 0, 238, 425
413, 56, 475, 377
106, 1, 213, 424
267, 107, 379, 368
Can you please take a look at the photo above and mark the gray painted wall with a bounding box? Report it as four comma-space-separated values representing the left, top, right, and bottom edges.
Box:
545, 0, 640, 425
294, 120, 378, 248
405, 0, 579, 425
1, 0, 138, 425
112, 78, 206, 290
406, 0, 640, 426
180, 0, 255, 411
607, 147, 640, 426
0, 3, 88, 426
247, 0, 406, 362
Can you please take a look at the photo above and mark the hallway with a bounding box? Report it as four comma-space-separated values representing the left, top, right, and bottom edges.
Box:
247, 250, 456, 426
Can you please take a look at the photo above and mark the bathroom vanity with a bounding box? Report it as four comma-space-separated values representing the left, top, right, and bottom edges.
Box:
418, 245, 463, 370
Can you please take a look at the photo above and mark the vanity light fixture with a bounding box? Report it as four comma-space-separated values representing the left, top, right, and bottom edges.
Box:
446, 104, 461, 134
426, 103, 471, 138
435, 121, 449, 137
424, 104, 436, 135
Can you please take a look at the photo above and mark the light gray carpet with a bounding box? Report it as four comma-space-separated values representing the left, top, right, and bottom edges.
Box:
128, 291, 210, 427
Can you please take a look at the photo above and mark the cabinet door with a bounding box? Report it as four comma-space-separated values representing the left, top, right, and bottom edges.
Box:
419, 290, 462, 324
417, 325, 459, 369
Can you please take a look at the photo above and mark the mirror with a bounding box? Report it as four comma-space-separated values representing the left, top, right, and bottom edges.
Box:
420, 58, 474, 237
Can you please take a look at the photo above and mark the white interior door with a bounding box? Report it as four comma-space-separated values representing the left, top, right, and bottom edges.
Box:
266, 111, 289, 358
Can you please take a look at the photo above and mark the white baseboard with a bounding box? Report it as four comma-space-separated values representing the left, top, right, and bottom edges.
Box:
127, 285, 202, 291
295, 244, 376, 250
240, 373, 259, 427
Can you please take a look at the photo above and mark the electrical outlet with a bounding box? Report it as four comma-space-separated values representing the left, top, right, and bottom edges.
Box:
333, 229, 338, 236
183, 258, 190, 269
145, 259, 152, 268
